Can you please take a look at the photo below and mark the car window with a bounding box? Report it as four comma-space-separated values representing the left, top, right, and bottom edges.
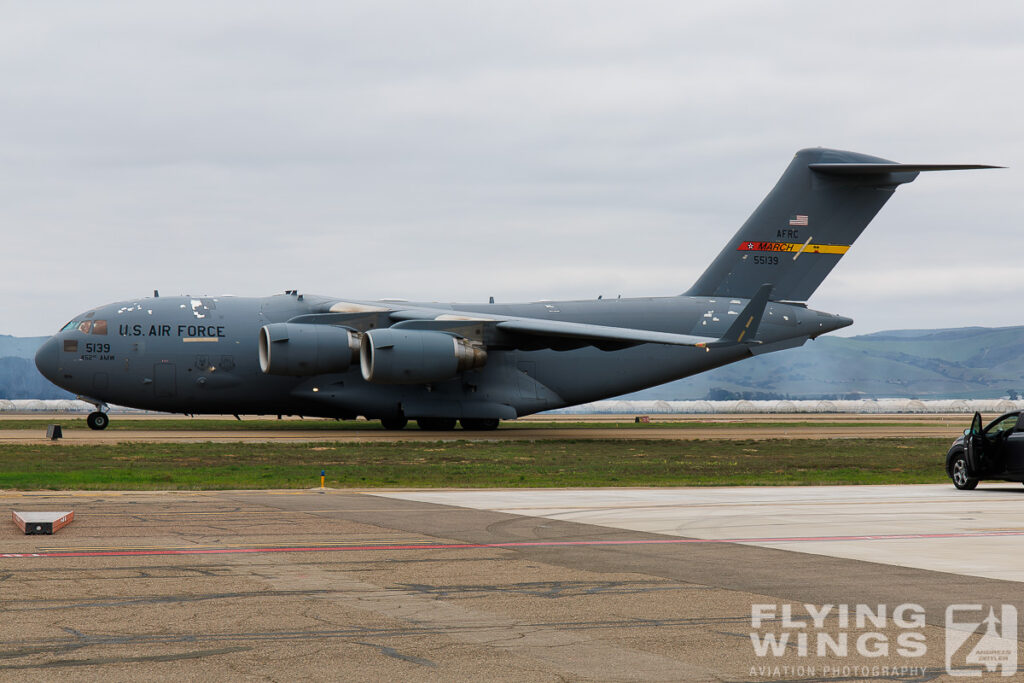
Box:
987, 414, 1019, 435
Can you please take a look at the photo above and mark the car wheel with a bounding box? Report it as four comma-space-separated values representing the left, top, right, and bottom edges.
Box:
86, 411, 109, 431
379, 416, 408, 430
951, 453, 978, 490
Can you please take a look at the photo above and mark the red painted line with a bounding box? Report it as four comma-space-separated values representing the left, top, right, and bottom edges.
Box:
3, 529, 1024, 559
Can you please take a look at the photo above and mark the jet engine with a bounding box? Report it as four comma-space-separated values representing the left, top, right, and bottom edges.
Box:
258, 323, 360, 376
360, 328, 487, 384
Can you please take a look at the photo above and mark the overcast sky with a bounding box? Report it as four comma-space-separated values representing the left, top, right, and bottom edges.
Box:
2, 1, 1022, 337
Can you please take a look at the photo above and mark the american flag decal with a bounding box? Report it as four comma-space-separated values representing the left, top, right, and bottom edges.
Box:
789, 214, 808, 226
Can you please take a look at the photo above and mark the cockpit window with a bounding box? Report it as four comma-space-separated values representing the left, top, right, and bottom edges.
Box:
60, 321, 78, 332
77, 321, 93, 334
92, 320, 107, 335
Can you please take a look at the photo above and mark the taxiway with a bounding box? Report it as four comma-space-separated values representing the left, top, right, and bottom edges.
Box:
2, 484, 1021, 680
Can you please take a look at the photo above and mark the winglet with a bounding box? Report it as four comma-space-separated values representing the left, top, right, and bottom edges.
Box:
720, 283, 773, 344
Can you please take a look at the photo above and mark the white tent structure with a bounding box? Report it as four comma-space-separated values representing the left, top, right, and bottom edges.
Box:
50, 399, 89, 413
548, 399, 1024, 415
0, 399, 123, 413
926, 399, 972, 413
14, 400, 49, 412
3, 396, 1022, 416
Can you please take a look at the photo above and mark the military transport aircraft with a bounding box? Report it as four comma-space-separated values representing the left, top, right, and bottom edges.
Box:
35, 148, 996, 430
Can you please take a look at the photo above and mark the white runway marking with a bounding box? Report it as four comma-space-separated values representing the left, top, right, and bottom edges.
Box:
380, 484, 1024, 582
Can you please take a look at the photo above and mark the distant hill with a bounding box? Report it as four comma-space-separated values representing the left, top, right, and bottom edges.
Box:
0, 335, 73, 399
0, 334, 50, 360
5, 327, 1024, 401
627, 326, 1024, 400
0, 357, 73, 399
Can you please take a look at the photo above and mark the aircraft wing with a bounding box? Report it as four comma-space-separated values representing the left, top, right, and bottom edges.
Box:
386, 284, 773, 350
302, 285, 773, 351
297, 306, 729, 349
489, 318, 721, 348
389, 313, 722, 349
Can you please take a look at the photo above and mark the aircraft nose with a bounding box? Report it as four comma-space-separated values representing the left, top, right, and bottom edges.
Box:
34, 336, 60, 384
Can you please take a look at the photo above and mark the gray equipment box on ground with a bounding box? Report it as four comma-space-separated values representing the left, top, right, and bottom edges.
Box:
12, 510, 74, 535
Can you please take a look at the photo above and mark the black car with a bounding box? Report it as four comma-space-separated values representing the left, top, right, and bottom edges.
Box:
946, 411, 1024, 489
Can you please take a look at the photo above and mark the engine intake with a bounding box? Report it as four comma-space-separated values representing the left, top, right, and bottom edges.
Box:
360, 328, 487, 385
258, 323, 359, 376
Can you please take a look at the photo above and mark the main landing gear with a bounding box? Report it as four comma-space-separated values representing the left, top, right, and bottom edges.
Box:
414, 417, 500, 431
460, 418, 499, 431
86, 411, 109, 430
380, 416, 409, 430
416, 417, 457, 431
379, 416, 501, 431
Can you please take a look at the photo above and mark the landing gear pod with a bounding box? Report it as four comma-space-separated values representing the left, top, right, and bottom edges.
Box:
258, 323, 360, 376
360, 329, 486, 385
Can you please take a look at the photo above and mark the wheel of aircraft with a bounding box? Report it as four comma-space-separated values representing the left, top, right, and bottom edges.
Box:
416, 417, 457, 431
379, 416, 408, 430
460, 418, 500, 431
86, 411, 109, 431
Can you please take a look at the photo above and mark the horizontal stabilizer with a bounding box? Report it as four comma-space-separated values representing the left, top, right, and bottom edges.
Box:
810, 163, 1002, 175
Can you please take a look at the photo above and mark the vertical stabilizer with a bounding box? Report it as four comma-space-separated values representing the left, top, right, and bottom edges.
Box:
684, 148, 996, 301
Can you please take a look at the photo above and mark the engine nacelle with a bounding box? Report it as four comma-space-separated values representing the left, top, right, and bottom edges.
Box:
258, 323, 359, 376
360, 328, 487, 385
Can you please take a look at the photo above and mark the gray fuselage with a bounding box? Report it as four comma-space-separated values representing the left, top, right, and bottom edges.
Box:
34, 292, 849, 419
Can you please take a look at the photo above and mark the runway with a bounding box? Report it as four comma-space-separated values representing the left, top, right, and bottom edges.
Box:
0, 413, 968, 444
2, 485, 1022, 680
0, 426, 963, 444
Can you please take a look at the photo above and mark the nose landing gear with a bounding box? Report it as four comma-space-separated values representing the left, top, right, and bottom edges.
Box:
77, 396, 111, 431
86, 411, 109, 430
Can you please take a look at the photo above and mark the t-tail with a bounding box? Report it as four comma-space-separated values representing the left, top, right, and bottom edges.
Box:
685, 148, 999, 302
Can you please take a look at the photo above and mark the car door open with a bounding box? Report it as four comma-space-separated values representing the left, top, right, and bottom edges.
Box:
965, 411, 986, 476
